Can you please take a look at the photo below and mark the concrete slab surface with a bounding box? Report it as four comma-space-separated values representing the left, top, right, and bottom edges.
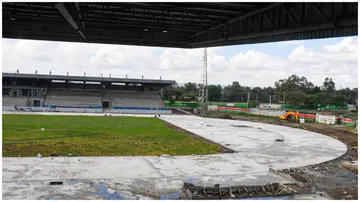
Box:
2, 114, 347, 199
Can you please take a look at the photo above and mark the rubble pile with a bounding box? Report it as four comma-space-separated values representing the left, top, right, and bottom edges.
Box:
182, 182, 296, 200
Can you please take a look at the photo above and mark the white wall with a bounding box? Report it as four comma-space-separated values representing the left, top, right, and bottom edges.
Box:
316, 113, 336, 125
2, 106, 170, 115
259, 104, 282, 109
249, 108, 286, 117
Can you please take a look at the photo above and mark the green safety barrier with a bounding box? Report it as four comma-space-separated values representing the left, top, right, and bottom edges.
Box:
165, 101, 248, 108
216, 103, 248, 108
164, 100, 348, 111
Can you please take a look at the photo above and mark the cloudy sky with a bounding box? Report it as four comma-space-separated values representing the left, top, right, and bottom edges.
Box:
2, 36, 358, 89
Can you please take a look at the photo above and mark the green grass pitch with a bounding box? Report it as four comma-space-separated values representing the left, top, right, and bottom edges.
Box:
3, 114, 220, 157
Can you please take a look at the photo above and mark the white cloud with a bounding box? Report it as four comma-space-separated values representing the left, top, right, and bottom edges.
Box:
276, 40, 304, 45
285, 38, 358, 88
323, 37, 357, 53
229, 49, 286, 70
1, 37, 358, 88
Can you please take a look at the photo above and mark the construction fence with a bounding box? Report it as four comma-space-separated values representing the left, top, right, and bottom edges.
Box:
217, 106, 356, 127
165, 101, 352, 111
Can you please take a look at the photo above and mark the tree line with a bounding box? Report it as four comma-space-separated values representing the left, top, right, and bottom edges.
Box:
162, 74, 358, 109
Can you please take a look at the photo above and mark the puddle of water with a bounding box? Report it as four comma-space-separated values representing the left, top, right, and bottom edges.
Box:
67, 179, 89, 185
89, 184, 108, 195
88, 184, 125, 200
105, 192, 125, 200
161, 193, 180, 200
48, 196, 62, 200
186, 177, 196, 184
16, 180, 28, 185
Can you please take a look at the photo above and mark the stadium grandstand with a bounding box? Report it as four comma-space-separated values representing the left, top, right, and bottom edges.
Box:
2, 72, 175, 114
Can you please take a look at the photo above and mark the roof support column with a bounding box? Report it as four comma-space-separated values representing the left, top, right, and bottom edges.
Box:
55, 3, 86, 40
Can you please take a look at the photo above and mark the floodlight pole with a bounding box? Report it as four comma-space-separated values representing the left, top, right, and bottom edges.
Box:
200, 48, 208, 115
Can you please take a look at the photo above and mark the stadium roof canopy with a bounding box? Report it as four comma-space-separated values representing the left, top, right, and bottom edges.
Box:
3, 73, 176, 86
2, 2, 358, 48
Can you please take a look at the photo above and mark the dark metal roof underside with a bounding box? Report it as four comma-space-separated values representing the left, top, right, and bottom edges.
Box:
3, 73, 175, 85
2, 2, 358, 48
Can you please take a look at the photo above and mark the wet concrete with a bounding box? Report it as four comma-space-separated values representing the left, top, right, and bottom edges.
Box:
2, 114, 347, 199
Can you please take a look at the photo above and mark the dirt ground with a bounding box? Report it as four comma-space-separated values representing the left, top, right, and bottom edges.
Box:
230, 114, 358, 200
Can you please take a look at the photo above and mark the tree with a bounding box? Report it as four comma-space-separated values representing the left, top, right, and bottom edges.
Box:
223, 81, 242, 102
319, 77, 336, 110
274, 75, 313, 92
184, 82, 198, 94
332, 95, 346, 110
305, 94, 316, 106
162, 74, 355, 111
322, 77, 335, 94
337, 87, 358, 105
313, 92, 328, 107
274, 75, 315, 100
208, 85, 222, 102
286, 91, 307, 106
311, 86, 321, 94
179, 92, 196, 102
162, 85, 176, 100
169, 98, 175, 105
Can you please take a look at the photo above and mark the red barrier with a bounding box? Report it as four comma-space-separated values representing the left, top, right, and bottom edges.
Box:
217, 106, 250, 113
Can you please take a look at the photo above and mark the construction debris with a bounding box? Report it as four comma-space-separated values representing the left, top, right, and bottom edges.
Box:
339, 161, 358, 173
182, 182, 296, 199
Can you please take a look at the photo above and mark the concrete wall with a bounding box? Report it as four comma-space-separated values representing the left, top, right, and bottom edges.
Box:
347, 104, 357, 111
259, 104, 282, 109
28, 97, 45, 106
249, 108, 285, 117
110, 109, 171, 115
2, 106, 171, 115
217, 107, 355, 126
316, 113, 336, 125
208, 105, 218, 111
